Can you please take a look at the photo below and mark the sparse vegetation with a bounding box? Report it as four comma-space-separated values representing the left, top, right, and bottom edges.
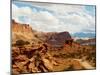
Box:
15, 40, 30, 46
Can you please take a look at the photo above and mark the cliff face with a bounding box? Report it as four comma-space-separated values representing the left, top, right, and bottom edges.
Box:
46, 32, 73, 47
12, 20, 35, 42
12, 20, 33, 33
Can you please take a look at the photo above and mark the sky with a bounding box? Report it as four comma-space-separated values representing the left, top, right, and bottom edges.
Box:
12, 1, 96, 38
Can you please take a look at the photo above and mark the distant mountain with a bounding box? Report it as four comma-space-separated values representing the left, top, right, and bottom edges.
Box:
75, 38, 96, 45
72, 32, 96, 38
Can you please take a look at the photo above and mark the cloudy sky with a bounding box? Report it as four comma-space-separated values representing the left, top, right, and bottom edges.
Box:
12, 1, 96, 38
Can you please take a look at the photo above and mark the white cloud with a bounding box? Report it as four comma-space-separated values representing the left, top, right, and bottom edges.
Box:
12, 4, 32, 24
12, 2, 95, 33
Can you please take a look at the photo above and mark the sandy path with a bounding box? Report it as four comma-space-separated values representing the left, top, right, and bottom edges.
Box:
74, 59, 95, 69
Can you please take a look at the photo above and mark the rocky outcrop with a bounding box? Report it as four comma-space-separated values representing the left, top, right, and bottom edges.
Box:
12, 20, 36, 42
46, 32, 73, 47
12, 20, 33, 33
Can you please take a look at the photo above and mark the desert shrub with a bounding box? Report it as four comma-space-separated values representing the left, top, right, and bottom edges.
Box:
15, 40, 30, 46
34, 34, 38, 38
53, 54, 68, 58
53, 55, 60, 58
25, 41, 30, 45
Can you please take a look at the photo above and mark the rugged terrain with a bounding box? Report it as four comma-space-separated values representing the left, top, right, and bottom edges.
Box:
12, 20, 96, 74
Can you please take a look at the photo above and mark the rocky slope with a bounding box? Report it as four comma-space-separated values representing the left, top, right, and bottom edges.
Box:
12, 20, 41, 44
12, 20, 33, 39
12, 20, 96, 74
12, 20, 73, 47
